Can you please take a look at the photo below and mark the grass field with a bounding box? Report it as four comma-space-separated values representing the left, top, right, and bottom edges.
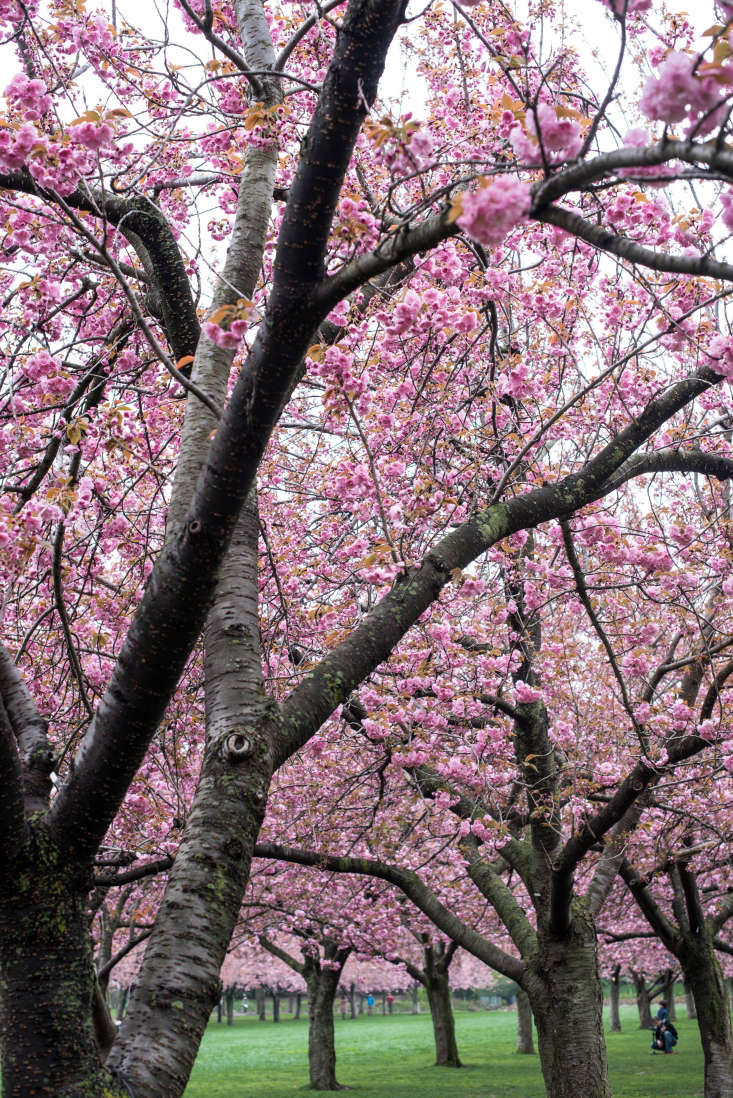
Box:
183, 1005, 705, 1097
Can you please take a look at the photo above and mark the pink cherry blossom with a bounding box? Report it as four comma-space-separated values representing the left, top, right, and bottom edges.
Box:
456, 176, 531, 249
510, 103, 583, 165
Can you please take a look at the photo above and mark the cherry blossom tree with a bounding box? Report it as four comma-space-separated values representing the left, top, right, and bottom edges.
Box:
3, 2, 733, 1098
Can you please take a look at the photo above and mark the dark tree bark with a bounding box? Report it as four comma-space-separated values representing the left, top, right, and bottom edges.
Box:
0, 826, 125, 1098
516, 987, 535, 1053
608, 965, 622, 1033
682, 938, 733, 1098
526, 912, 610, 1098
225, 987, 235, 1025
622, 859, 733, 1098
631, 972, 654, 1030
425, 974, 461, 1068
257, 986, 266, 1021
685, 980, 698, 1019
260, 935, 350, 1089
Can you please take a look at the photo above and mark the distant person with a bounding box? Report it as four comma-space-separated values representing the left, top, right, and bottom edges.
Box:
386, 994, 394, 1014
651, 1018, 678, 1054
366, 993, 375, 1015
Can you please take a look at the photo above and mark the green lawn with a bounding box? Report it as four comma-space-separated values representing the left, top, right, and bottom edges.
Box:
183, 1006, 705, 1098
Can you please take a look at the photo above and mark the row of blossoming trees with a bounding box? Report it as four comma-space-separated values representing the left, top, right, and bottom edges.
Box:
1, 0, 733, 1094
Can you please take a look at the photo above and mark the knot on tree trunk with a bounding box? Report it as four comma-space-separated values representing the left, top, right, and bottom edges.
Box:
222, 730, 255, 763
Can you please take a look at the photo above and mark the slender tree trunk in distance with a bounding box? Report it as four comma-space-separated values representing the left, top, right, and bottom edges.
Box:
684, 939, 733, 1098
272, 990, 280, 1022
412, 982, 419, 1014
306, 968, 344, 1090
608, 966, 621, 1033
216, 998, 222, 1023
662, 970, 677, 1021
349, 983, 356, 1019
116, 986, 128, 1022
516, 987, 535, 1053
631, 973, 653, 1029
296, 992, 302, 1020
382, 990, 386, 1015
257, 986, 266, 1021
225, 988, 235, 1025
425, 972, 461, 1067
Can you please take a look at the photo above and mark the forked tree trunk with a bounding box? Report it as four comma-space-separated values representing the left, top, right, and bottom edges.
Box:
306, 967, 343, 1089
528, 919, 611, 1098
608, 966, 621, 1033
516, 987, 535, 1053
0, 837, 125, 1098
425, 971, 461, 1067
683, 938, 733, 1098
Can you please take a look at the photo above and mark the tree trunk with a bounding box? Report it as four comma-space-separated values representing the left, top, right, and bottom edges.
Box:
349, 982, 356, 1019
382, 990, 386, 1015
631, 972, 653, 1029
116, 986, 128, 1022
225, 987, 235, 1025
257, 986, 266, 1021
662, 970, 677, 1021
608, 966, 621, 1033
0, 843, 125, 1098
425, 972, 461, 1067
683, 938, 733, 1098
685, 980, 697, 1019
216, 998, 222, 1023
412, 982, 419, 1014
296, 991, 302, 1019
516, 986, 535, 1053
528, 917, 611, 1098
272, 989, 280, 1022
306, 968, 343, 1089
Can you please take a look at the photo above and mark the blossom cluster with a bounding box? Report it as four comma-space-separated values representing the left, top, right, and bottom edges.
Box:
640, 50, 728, 135
455, 176, 531, 249
509, 103, 583, 166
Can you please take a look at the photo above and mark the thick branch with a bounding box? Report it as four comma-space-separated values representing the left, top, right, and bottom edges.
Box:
619, 859, 682, 956
0, 696, 26, 862
259, 934, 306, 977
0, 644, 53, 813
93, 856, 174, 888
254, 842, 526, 984
535, 204, 733, 281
